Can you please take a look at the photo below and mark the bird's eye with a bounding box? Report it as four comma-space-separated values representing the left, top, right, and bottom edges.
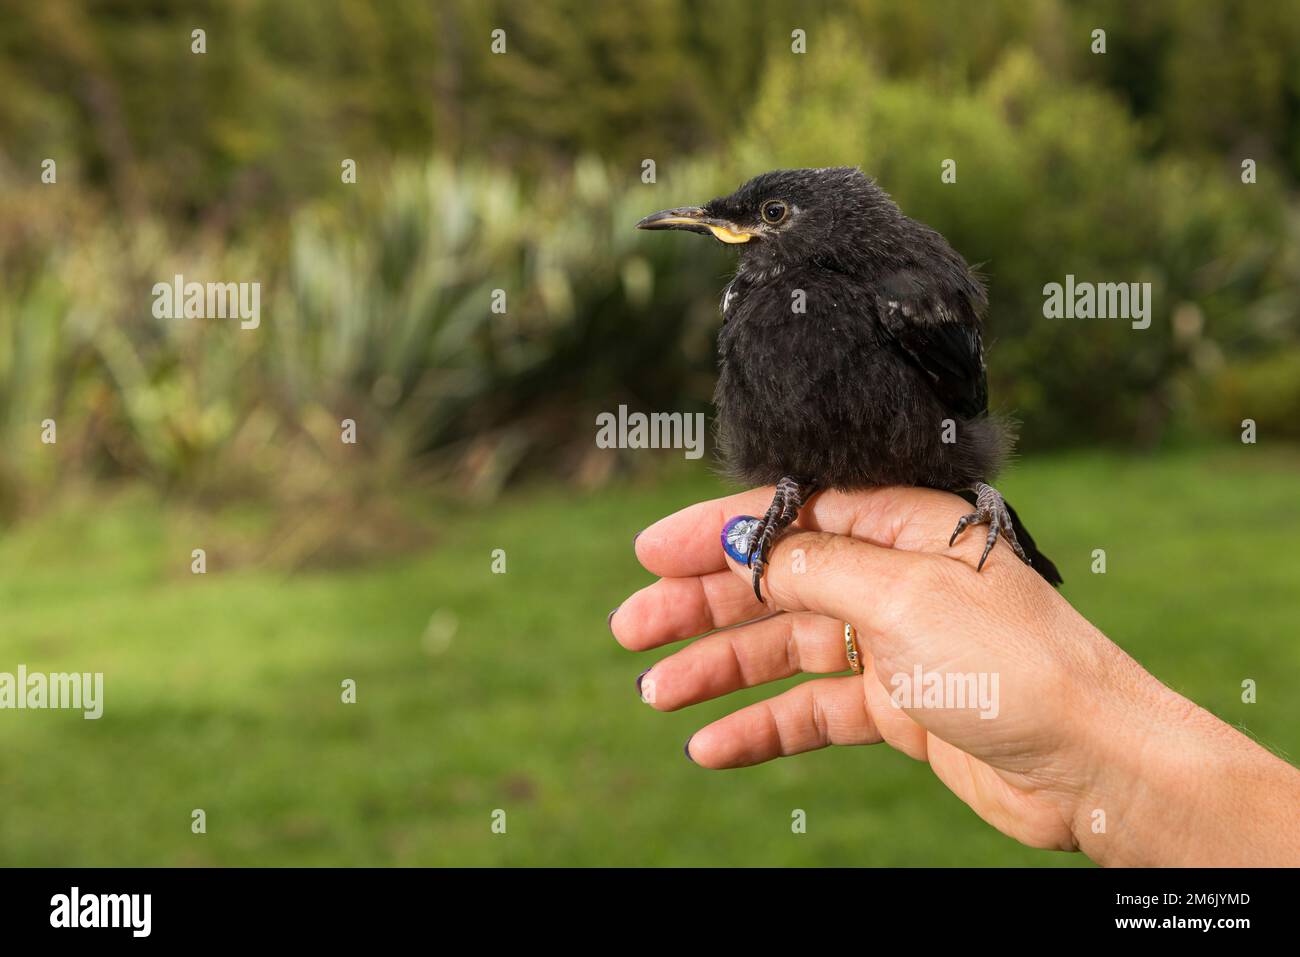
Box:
761, 200, 787, 224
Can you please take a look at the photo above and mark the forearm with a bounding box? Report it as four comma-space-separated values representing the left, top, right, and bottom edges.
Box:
1075, 678, 1300, 866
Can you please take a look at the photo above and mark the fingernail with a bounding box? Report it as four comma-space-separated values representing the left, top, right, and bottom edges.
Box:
607, 607, 619, 635
635, 668, 651, 700
633, 529, 643, 548
683, 737, 696, 764
721, 515, 760, 564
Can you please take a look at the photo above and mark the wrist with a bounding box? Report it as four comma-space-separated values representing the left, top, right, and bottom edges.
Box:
1069, 676, 1200, 865
1070, 670, 1300, 866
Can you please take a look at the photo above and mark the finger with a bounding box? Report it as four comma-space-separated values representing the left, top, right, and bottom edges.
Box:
639, 612, 848, 711
862, 668, 930, 761
609, 570, 766, 651
633, 486, 794, 579
685, 675, 881, 769
635, 484, 966, 580
723, 528, 937, 635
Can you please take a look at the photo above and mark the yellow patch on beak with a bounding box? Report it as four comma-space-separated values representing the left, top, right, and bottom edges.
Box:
705, 224, 754, 244
635, 207, 755, 243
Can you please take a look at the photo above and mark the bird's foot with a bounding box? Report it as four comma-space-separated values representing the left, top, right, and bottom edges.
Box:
747, 477, 816, 602
949, 482, 1030, 572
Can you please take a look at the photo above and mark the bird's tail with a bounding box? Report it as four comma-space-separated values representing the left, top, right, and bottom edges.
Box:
958, 490, 1063, 586
1004, 500, 1063, 586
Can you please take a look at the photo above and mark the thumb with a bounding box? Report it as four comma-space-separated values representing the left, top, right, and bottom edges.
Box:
720, 515, 932, 635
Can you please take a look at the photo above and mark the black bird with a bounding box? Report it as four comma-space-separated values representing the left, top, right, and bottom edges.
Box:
636, 167, 1062, 599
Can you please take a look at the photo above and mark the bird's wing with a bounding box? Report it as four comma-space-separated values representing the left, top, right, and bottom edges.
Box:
874, 269, 988, 418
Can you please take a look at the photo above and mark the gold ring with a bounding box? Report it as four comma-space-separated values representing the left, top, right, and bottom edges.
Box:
844, 622, 863, 675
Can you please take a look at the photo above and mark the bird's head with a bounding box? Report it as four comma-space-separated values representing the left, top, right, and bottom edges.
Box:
636, 167, 904, 272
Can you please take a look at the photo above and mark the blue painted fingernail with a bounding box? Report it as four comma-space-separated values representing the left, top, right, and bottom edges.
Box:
607, 607, 619, 635
721, 515, 760, 564
683, 737, 696, 764
633, 530, 643, 547
635, 668, 650, 699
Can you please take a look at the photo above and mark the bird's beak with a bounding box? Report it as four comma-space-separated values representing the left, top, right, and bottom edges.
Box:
635, 206, 755, 244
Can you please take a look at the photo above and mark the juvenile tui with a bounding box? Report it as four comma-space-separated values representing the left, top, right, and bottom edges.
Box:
637, 167, 1062, 600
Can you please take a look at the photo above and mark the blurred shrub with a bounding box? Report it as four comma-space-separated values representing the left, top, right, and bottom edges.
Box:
5, 0, 1299, 234
1200, 349, 1300, 443
0, 156, 737, 509
2, 8, 1299, 516
270, 157, 739, 496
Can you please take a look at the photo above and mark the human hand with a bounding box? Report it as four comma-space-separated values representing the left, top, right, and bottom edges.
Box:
610, 485, 1300, 865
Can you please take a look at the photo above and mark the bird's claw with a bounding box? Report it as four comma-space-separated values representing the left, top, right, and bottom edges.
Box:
745, 477, 814, 603
949, 483, 1030, 571
748, 555, 766, 603
746, 499, 782, 602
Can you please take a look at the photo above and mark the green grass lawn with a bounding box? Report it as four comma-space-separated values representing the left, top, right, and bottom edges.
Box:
0, 446, 1296, 866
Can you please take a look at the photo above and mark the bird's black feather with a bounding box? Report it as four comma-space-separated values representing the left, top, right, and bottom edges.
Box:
874, 269, 989, 419
640, 167, 1061, 585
